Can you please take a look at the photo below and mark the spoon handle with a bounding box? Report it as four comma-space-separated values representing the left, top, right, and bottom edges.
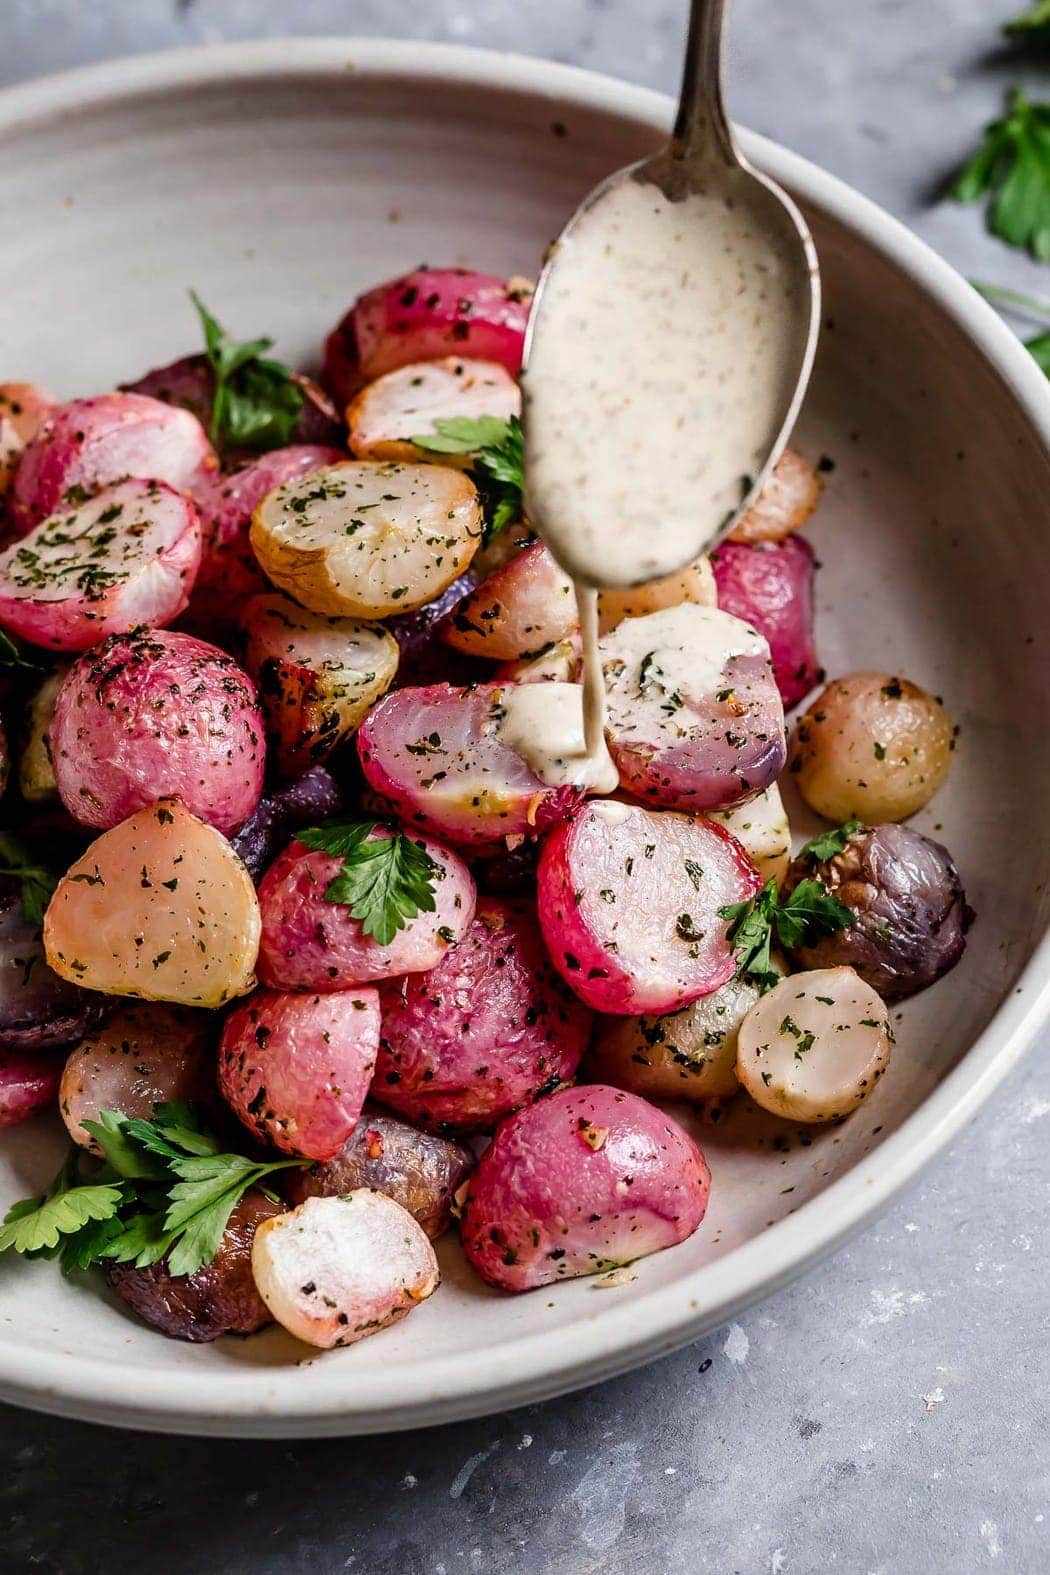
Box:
673, 0, 739, 168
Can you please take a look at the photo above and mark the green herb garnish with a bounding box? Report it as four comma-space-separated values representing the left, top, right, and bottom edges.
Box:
411, 415, 523, 541
0, 1105, 304, 1280
0, 630, 43, 674
719, 878, 854, 991
798, 819, 864, 864
0, 832, 58, 927
949, 89, 1050, 259
1026, 330, 1050, 374
191, 291, 304, 451
296, 818, 439, 946
1005, 1, 1050, 42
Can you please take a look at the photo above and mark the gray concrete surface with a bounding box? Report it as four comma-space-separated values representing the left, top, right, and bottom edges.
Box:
1, 2, 1049, 1571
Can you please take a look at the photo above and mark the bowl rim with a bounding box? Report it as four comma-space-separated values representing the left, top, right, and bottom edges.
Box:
1, 35, 1049, 1437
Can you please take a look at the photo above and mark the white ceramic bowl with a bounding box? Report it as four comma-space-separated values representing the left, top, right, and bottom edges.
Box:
0, 39, 1048, 1438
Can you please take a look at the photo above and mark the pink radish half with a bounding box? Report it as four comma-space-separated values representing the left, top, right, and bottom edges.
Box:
323, 268, 531, 403
710, 535, 820, 710
0, 480, 201, 651
0, 1048, 62, 1127
11, 392, 216, 532
357, 682, 585, 846
460, 1084, 711, 1292
537, 800, 761, 1013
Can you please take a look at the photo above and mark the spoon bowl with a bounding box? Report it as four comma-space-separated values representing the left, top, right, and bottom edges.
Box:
521, 0, 820, 589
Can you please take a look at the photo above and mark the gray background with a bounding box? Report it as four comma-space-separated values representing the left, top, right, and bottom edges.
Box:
2, 2, 1048, 1572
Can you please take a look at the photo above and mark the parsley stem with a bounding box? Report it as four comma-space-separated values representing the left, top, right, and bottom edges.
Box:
971, 279, 1050, 324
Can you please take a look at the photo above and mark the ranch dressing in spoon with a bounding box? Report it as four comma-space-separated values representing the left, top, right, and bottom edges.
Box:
513, 0, 819, 792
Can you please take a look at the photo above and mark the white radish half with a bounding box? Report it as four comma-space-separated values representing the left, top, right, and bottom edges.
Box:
736, 966, 892, 1123
347, 358, 520, 463
0, 479, 201, 651
708, 783, 792, 886
250, 460, 483, 620
601, 602, 786, 812
251, 1191, 439, 1348
44, 799, 261, 1008
597, 555, 716, 635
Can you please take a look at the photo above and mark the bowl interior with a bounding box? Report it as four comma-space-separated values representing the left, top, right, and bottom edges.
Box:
0, 50, 1047, 1432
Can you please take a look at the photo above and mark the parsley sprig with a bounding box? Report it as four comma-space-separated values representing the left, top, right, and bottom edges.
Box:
1005, 1, 1050, 42
296, 819, 440, 946
0, 630, 43, 674
798, 819, 864, 864
950, 89, 1050, 259
0, 831, 58, 927
191, 291, 304, 451
0, 1105, 304, 1279
719, 878, 854, 992
411, 415, 524, 541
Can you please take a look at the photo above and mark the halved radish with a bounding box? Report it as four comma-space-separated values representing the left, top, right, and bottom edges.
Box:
710, 535, 819, 709
11, 392, 216, 532
0, 480, 201, 651
708, 783, 792, 886
601, 603, 786, 812
347, 358, 520, 463
250, 460, 482, 620
536, 800, 761, 1013
495, 633, 581, 686
0, 383, 54, 496
322, 267, 532, 403
240, 591, 398, 778
441, 540, 578, 660
727, 447, 821, 545
357, 682, 585, 846
44, 799, 261, 1007
597, 555, 716, 635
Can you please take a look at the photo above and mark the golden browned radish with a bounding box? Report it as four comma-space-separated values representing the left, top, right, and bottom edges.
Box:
736, 966, 892, 1123
346, 358, 519, 463
597, 556, 716, 634
19, 668, 64, 802
791, 673, 954, 823
727, 447, 821, 544
251, 461, 483, 620
44, 799, 260, 1007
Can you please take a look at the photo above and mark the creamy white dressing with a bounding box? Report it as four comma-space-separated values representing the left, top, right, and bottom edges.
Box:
495, 679, 618, 793
602, 602, 766, 715
522, 173, 806, 589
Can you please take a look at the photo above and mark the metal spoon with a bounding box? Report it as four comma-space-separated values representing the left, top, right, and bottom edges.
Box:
521, 0, 821, 589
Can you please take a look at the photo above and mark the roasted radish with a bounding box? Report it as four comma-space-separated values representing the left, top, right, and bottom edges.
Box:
240, 592, 398, 778
441, 540, 577, 660
11, 392, 216, 532
347, 358, 520, 463
0, 481, 201, 651
460, 1084, 711, 1292
537, 800, 762, 1013
602, 603, 786, 812
0, 1048, 63, 1127
710, 535, 820, 710
597, 555, 716, 635
323, 267, 532, 403
708, 783, 792, 886
0, 382, 54, 496
19, 668, 65, 802
727, 447, 822, 545
736, 966, 892, 1123
251, 1191, 439, 1348
373, 897, 592, 1132
50, 628, 265, 833
218, 987, 380, 1161
250, 460, 483, 620
44, 799, 261, 1007
357, 681, 586, 845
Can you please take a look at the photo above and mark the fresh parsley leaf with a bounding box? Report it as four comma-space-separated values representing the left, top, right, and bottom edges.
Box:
123, 1101, 223, 1160
162, 1153, 273, 1278
1005, 0, 1050, 41
950, 89, 1050, 259
412, 415, 524, 542
798, 819, 864, 864
0, 831, 58, 927
191, 290, 304, 451
1026, 330, 1050, 374
0, 629, 43, 673
0, 1153, 124, 1259
719, 878, 854, 991
297, 818, 440, 946
81, 1109, 169, 1181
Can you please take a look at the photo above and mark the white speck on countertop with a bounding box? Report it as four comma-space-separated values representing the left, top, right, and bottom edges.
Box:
861, 1286, 928, 1325
517, 1433, 532, 1450
400, 1473, 417, 1490
770, 1548, 788, 1572
1020, 1097, 1050, 1124
549, 1450, 567, 1466
449, 1441, 499, 1501
724, 1323, 750, 1363
922, 1387, 945, 1414
979, 1519, 1003, 1559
